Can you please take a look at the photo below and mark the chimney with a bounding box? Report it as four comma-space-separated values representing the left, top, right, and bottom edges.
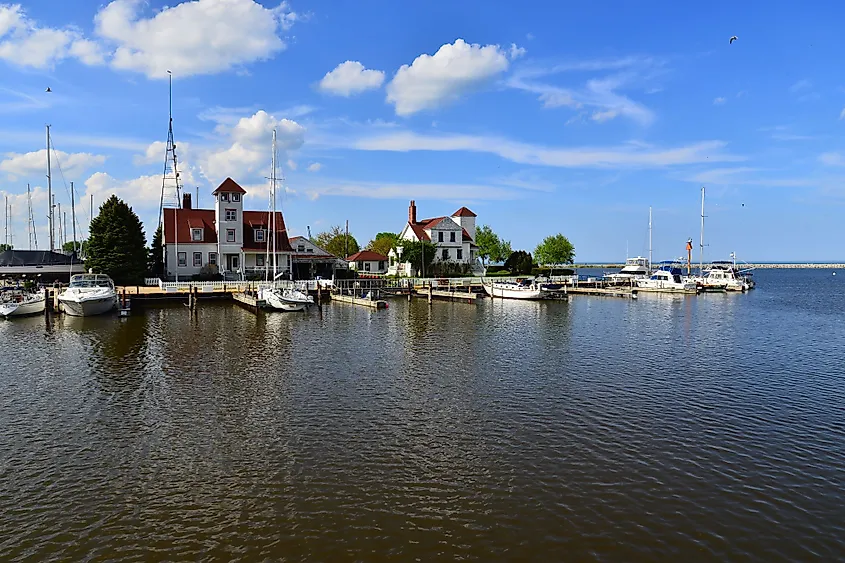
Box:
408, 200, 416, 224
182, 192, 192, 209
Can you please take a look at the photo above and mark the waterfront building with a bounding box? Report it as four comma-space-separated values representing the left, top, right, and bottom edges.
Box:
162, 178, 293, 280
347, 250, 389, 275
0, 249, 85, 282
289, 236, 348, 279
388, 200, 483, 276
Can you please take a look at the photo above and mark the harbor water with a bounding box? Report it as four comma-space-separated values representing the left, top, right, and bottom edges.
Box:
0, 269, 843, 561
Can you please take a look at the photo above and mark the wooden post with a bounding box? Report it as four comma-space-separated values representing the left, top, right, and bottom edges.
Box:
317, 283, 322, 307
428, 282, 432, 305
44, 288, 51, 315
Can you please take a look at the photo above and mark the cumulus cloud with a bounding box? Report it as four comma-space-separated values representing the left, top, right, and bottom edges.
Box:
0, 149, 106, 180
94, 0, 298, 78
509, 43, 526, 60
286, 159, 297, 171
319, 60, 385, 96
306, 162, 322, 172
386, 38, 510, 115
0, 3, 105, 68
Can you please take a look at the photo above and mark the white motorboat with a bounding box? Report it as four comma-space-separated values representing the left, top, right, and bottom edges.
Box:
605, 256, 650, 283
58, 274, 118, 317
698, 263, 746, 292
636, 263, 698, 293
483, 278, 548, 300
259, 287, 312, 312
0, 290, 46, 318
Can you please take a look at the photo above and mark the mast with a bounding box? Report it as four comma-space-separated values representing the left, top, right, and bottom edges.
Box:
27, 184, 37, 250
699, 186, 705, 274
89, 194, 93, 236
271, 128, 278, 279
62, 211, 68, 251
46, 125, 54, 252
4, 195, 7, 247
57, 203, 63, 249
648, 206, 652, 272
71, 181, 77, 254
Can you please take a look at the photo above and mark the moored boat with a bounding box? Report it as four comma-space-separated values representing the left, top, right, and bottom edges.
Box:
57, 274, 118, 317
483, 278, 549, 300
605, 256, 650, 284
0, 289, 46, 318
636, 262, 698, 293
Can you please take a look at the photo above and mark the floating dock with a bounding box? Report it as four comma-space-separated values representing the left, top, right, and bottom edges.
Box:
331, 293, 388, 309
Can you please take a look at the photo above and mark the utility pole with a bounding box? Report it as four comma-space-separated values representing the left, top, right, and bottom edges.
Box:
71, 181, 77, 254
345, 220, 349, 259
46, 125, 54, 252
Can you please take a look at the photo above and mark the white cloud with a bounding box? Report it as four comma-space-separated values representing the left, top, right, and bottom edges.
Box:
0, 3, 105, 68
133, 141, 166, 166
508, 59, 658, 125
0, 149, 106, 180
713, 97, 726, 105
307, 162, 322, 172
840, 107, 845, 120
286, 159, 297, 171
84, 171, 163, 210
347, 131, 742, 169
94, 0, 298, 78
319, 61, 385, 96
386, 38, 510, 115
509, 43, 526, 60
819, 152, 845, 166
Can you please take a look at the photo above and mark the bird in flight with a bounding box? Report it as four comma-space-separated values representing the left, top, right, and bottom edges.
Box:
729, 36, 738, 44
45, 87, 52, 92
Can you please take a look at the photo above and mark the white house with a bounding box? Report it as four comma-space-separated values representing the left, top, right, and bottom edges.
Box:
163, 177, 293, 280
347, 250, 389, 275
388, 200, 483, 276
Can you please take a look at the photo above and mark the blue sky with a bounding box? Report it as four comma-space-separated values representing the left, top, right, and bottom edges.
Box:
1, 0, 844, 262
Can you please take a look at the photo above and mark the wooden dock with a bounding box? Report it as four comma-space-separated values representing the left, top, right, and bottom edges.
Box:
565, 287, 634, 298
332, 293, 388, 309
412, 287, 481, 303
232, 291, 264, 314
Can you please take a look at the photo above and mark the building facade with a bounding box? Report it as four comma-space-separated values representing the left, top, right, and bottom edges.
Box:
347, 250, 389, 274
289, 236, 347, 279
162, 178, 293, 280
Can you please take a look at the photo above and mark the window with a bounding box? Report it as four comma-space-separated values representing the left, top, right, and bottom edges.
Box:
306, 248, 313, 253
177, 252, 186, 267
227, 229, 236, 242
450, 231, 456, 242
220, 193, 230, 202
442, 248, 449, 260
209, 252, 217, 265
256, 255, 265, 267
225, 208, 237, 222
191, 228, 203, 241
378, 261, 385, 270
297, 245, 305, 252
365, 262, 371, 271
457, 249, 463, 260
357, 261, 363, 269
232, 193, 241, 202
254, 229, 265, 242
193, 252, 202, 267
438, 231, 444, 242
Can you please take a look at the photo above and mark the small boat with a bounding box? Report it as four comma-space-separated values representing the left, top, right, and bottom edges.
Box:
0, 289, 46, 318
698, 263, 746, 292
605, 256, 650, 283
57, 274, 118, 317
259, 286, 313, 312
636, 263, 698, 293
483, 278, 548, 300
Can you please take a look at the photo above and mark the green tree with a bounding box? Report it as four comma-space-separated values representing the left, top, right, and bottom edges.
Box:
147, 225, 164, 278
366, 232, 399, 256
86, 195, 147, 285
400, 240, 436, 277
475, 224, 512, 265
0, 244, 12, 252
316, 225, 360, 258
504, 250, 534, 275
62, 240, 89, 255
534, 234, 576, 265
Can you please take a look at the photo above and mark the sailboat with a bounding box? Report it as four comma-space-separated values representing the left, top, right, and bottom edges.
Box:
0, 287, 46, 318
257, 129, 312, 312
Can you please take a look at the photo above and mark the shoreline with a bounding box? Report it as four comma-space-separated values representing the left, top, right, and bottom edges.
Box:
573, 263, 844, 269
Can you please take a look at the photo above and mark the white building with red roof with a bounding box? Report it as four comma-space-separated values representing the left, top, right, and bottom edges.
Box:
347, 250, 389, 274
389, 200, 483, 276
162, 177, 293, 280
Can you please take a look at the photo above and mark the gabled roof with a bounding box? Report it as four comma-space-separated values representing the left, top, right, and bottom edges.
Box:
408, 223, 431, 241
348, 250, 388, 262
452, 206, 476, 217
289, 236, 336, 258
211, 177, 247, 195
242, 211, 292, 251
163, 209, 217, 244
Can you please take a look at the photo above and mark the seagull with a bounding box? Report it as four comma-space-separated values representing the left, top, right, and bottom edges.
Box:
45, 87, 52, 93
729, 36, 738, 44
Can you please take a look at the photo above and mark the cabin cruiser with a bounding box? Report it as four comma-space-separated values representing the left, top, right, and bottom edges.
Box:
0, 288, 46, 318
258, 286, 314, 312
605, 256, 650, 283
57, 274, 118, 317
636, 263, 698, 293
697, 263, 746, 292
483, 278, 549, 300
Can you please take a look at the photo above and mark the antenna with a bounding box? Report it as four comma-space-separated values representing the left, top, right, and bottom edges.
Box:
158, 70, 182, 231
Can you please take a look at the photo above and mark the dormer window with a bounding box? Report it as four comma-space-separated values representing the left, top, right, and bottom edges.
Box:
191, 228, 203, 242
297, 245, 305, 252
254, 228, 265, 242
220, 193, 230, 202
232, 193, 241, 202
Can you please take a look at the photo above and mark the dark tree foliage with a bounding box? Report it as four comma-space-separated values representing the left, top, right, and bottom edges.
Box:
147, 225, 164, 278
400, 240, 436, 277
504, 250, 534, 275
86, 195, 147, 285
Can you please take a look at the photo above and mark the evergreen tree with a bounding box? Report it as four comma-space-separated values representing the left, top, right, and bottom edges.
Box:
504, 250, 534, 275
86, 195, 148, 285
147, 225, 164, 278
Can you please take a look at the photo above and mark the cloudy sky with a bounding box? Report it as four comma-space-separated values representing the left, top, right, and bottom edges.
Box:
1, 0, 844, 261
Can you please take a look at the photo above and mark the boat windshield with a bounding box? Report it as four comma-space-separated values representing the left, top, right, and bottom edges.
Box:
69, 274, 113, 288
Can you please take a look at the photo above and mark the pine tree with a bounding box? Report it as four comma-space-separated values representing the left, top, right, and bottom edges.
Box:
86, 195, 148, 285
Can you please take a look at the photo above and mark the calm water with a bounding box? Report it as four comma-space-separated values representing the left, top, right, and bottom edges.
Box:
1, 269, 843, 561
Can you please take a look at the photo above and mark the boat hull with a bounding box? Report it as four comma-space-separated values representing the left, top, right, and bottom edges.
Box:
483, 283, 546, 300
260, 289, 308, 312
0, 296, 46, 318
59, 295, 117, 317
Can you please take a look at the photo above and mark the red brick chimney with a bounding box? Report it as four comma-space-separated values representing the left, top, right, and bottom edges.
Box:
182, 192, 192, 209
408, 200, 416, 224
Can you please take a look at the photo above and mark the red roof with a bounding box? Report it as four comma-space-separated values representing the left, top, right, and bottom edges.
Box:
211, 177, 247, 195
347, 250, 388, 262
423, 217, 447, 229
452, 206, 476, 217
162, 208, 292, 251
408, 223, 430, 241
461, 228, 473, 242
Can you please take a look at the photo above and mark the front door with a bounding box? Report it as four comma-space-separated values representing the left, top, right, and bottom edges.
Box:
227, 254, 240, 272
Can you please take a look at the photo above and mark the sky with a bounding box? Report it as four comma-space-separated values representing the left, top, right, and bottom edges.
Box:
1, 0, 844, 262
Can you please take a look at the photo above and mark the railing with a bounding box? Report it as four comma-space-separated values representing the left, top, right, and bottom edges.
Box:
144, 277, 160, 286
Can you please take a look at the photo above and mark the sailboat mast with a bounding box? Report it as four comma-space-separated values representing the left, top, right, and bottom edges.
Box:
71, 181, 77, 253
648, 206, 652, 272
4, 195, 7, 247
699, 186, 705, 274
57, 203, 63, 249
271, 129, 278, 279
46, 125, 54, 252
